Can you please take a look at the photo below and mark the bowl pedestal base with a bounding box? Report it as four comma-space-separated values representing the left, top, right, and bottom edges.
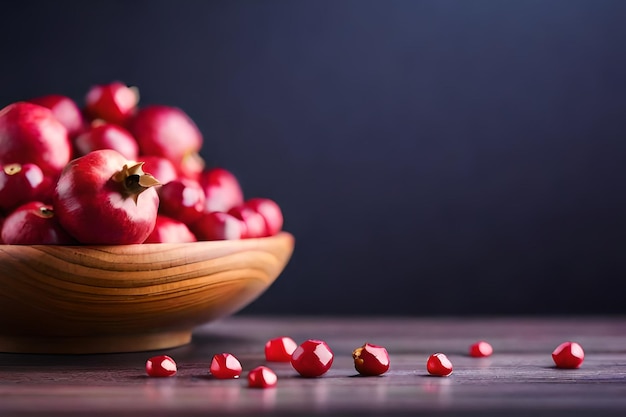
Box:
0, 330, 192, 354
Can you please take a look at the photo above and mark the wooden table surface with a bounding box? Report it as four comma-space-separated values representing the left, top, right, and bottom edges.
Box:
1, 316, 625, 416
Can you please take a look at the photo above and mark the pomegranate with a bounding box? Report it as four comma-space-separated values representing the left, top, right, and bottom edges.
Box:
0, 163, 46, 213
245, 198, 283, 236
53, 149, 160, 244
128, 105, 203, 178
139, 155, 178, 185
228, 205, 267, 238
84, 81, 139, 125
145, 215, 197, 243
190, 211, 247, 241
0, 102, 71, 177
178, 151, 205, 181
29, 94, 85, 138
199, 167, 244, 213
158, 178, 205, 225
1, 201, 76, 245
74, 122, 139, 160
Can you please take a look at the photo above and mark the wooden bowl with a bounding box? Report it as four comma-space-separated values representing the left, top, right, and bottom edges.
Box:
0, 232, 294, 354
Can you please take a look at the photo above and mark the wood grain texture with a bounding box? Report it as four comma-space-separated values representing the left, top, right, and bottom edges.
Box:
0, 232, 294, 353
0, 317, 625, 416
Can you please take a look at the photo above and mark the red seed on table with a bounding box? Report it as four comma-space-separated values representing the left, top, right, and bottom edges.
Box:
552, 341, 584, 369
145, 355, 177, 377
210, 353, 243, 379
427, 353, 453, 376
469, 340, 493, 358
291, 339, 334, 377
352, 343, 390, 376
265, 336, 298, 362
248, 366, 278, 388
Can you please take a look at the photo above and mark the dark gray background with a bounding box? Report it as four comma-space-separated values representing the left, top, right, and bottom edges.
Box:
1, 0, 625, 315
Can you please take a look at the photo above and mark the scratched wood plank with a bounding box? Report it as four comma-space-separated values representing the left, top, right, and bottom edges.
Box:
0, 317, 625, 416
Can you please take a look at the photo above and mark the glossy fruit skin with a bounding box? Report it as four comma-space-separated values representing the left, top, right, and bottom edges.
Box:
228, 205, 267, 238
145, 355, 177, 377
145, 215, 197, 243
199, 168, 244, 213
140, 155, 178, 186
0, 163, 46, 213
85, 81, 139, 125
265, 336, 298, 362
53, 149, 159, 244
128, 105, 203, 178
209, 353, 242, 379
469, 341, 493, 358
245, 198, 283, 237
1, 201, 75, 245
178, 151, 205, 181
552, 341, 584, 369
248, 366, 278, 388
0, 102, 71, 178
158, 178, 205, 225
427, 353, 453, 376
291, 339, 334, 378
74, 123, 139, 160
190, 211, 247, 241
352, 343, 390, 376
29, 94, 85, 138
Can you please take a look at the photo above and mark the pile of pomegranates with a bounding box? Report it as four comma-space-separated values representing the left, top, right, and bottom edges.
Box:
0, 81, 283, 245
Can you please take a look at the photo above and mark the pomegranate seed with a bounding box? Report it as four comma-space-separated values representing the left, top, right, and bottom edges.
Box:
209, 353, 243, 379
552, 341, 584, 369
427, 353, 453, 377
247, 366, 278, 389
265, 336, 298, 362
145, 355, 177, 377
352, 343, 390, 376
291, 339, 334, 378
469, 341, 493, 358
